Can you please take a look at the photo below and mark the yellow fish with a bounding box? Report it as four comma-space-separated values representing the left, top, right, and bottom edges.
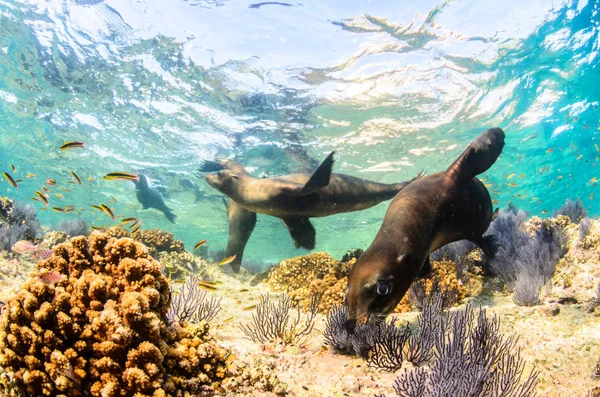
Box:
194, 239, 208, 251
243, 304, 257, 311
576, 155, 583, 160
596, 144, 600, 152
219, 254, 237, 266
171, 279, 185, 285
546, 148, 554, 154
55, 193, 64, 199
589, 177, 598, 185
541, 210, 548, 214
518, 174, 526, 179
557, 175, 563, 180
506, 173, 516, 180
26, 173, 36, 178
507, 182, 517, 187
484, 183, 493, 188
589, 193, 595, 200
492, 199, 499, 204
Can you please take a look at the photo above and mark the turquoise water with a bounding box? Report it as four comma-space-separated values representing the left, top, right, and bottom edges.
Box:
0, 0, 598, 265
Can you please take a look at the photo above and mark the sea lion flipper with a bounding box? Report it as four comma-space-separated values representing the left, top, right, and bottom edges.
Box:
199, 159, 226, 173
289, 151, 335, 196
418, 256, 431, 278
445, 128, 505, 184
473, 234, 498, 259
280, 217, 316, 250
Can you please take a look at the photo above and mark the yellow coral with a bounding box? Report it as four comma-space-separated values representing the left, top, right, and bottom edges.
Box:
0, 232, 232, 396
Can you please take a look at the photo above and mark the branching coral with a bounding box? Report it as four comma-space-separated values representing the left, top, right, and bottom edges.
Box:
240, 293, 319, 345
268, 252, 341, 293
0, 232, 230, 396
132, 229, 185, 257
0, 198, 41, 251
407, 260, 469, 311
166, 275, 222, 324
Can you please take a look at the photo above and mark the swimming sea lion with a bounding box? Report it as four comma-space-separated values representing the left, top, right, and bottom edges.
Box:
200, 153, 424, 270
344, 127, 505, 326
133, 175, 177, 223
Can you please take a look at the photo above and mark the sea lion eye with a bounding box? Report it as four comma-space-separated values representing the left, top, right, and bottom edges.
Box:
375, 281, 391, 296
230, 173, 239, 180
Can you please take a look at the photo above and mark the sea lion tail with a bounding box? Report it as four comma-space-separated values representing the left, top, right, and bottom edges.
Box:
163, 207, 177, 224
445, 127, 505, 184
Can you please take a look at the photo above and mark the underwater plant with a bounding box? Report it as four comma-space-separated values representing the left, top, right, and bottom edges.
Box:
166, 275, 222, 324
55, 218, 90, 237
579, 217, 593, 242
240, 293, 320, 345
0, 199, 41, 251
392, 303, 539, 397
554, 198, 588, 223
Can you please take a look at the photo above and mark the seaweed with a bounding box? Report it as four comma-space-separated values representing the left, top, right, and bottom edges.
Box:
554, 198, 588, 223
240, 293, 319, 345
166, 275, 222, 324
393, 304, 539, 397
0, 199, 41, 251
55, 218, 90, 237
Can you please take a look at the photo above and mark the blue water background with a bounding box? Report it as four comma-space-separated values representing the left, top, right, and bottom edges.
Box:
0, 0, 598, 264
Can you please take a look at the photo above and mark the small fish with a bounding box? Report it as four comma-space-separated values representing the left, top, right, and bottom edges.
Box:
35, 191, 49, 207
576, 155, 583, 160
243, 304, 257, 311
38, 270, 65, 285
484, 183, 493, 188
589, 193, 595, 200
541, 210, 548, 214
2, 172, 18, 188
492, 199, 499, 205
539, 166, 548, 174
130, 221, 142, 233
120, 217, 139, 224
103, 172, 140, 182
91, 226, 106, 231
1, 196, 8, 207
193, 239, 207, 251
51, 207, 74, 213
589, 177, 598, 185
26, 173, 36, 178
219, 254, 237, 266
596, 144, 600, 153
171, 279, 185, 285
197, 282, 217, 292
46, 178, 56, 186
9, 164, 16, 173
518, 132, 539, 144
302, 386, 309, 391
87, 177, 94, 181
14, 179, 22, 183
99, 204, 115, 220
546, 148, 554, 154
239, 288, 249, 292
33, 249, 53, 261
59, 141, 85, 150
111, 196, 119, 203
506, 173, 516, 180
223, 317, 234, 323
507, 182, 517, 187
70, 171, 82, 185
11, 240, 37, 253
91, 205, 103, 212
55, 193, 64, 199
31, 197, 41, 202
518, 174, 526, 179
557, 175, 563, 180
172, 290, 180, 295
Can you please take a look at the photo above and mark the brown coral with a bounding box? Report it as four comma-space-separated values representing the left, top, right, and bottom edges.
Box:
132, 229, 185, 257
158, 251, 209, 280
0, 232, 229, 396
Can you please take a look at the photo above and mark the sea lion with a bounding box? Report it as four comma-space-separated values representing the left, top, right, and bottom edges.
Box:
133, 175, 177, 223
344, 127, 505, 327
200, 153, 424, 271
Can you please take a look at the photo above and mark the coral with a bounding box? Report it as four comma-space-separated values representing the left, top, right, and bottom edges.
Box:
240, 293, 319, 345
268, 252, 341, 293
103, 226, 131, 239
341, 248, 363, 263
159, 251, 210, 280
485, 206, 529, 279
55, 219, 90, 237
39, 231, 68, 249
554, 198, 588, 223
0, 198, 41, 251
323, 305, 384, 358
132, 229, 185, 257
579, 217, 593, 245
222, 358, 288, 395
392, 303, 539, 397
430, 240, 476, 278
0, 232, 230, 396
166, 275, 222, 324
407, 260, 469, 310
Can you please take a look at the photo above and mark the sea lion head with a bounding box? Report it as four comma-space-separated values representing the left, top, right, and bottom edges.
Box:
345, 251, 411, 327
204, 159, 249, 196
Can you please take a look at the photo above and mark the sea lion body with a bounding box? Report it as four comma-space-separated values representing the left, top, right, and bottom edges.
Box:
134, 175, 177, 224
220, 173, 409, 218
202, 153, 424, 270
345, 128, 505, 326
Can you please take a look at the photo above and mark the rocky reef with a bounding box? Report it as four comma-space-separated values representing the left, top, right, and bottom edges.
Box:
0, 232, 229, 396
